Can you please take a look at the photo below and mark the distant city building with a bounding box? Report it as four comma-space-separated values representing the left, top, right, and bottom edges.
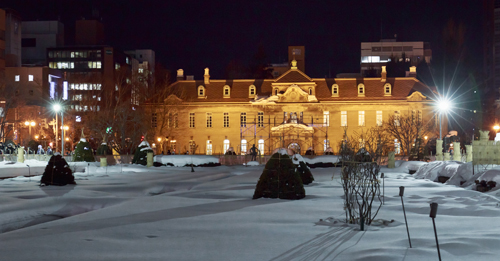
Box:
484, 0, 500, 122
360, 39, 432, 76
125, 49, 155, 74
268, 46, 305, 78
47, 46, 132, 111
5, 66, 62, 105
75, 19, 104, 45
0, 9, 6, 76
3, 8, 22, 67
21, 21, 64, 66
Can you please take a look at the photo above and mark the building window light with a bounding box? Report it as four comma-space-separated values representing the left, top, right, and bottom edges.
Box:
29, 75, 34, 81
15, 75, 20, 81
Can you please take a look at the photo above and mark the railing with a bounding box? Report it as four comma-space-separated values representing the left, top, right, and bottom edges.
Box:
0, 154, 134, 165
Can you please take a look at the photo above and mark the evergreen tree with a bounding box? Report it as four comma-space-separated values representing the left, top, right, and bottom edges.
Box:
132, 140, 154, 165
73, 129, 94, 162
40, 154, 76, 186
253, 152, 305, 200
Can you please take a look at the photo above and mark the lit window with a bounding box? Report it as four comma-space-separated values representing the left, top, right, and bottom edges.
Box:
189, 113, 195, 128
76, 116, 81, 122
358, 84, 365, 97
384, 83, 391, 96
223, 85, 230, 97
323, 111, 330, 126
332, 84, 339, 97
223, 139, 230, 154
418, 110, 423, 123
324, 139, 330, 152
223, 112, 229, 128
198, 86, 205, 97
138, 68, 143, 73
240, 112, 247, 127
341, 111, 347, 127
258, 139, 264, 155
376, 111, 383, 126
15, 75, 20, 81
29, 75, 34, 81
394, 110, 401, 126
152, 113, 157, 128
96, 62, 101, 69
206, 140, 212, 155
358, 111, 365, 126
206, 112, 212, 128
249, 85, 256, 97
258, 112, 264, 127
241, 139, 247, 155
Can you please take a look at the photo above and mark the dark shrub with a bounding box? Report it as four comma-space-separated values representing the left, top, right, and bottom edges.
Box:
40, 154, 76, 186
253, 153, 305, 200
73, 139, 95, 162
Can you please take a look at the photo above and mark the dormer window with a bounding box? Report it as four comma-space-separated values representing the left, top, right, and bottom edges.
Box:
308, 88, 312, 95
274, 89, 278, 95
198, 85, 206, 98
223, 85, 230, 98
384, 83, 392, 96
332, 84, 339, 97
358, 83, 365, 97
249, 85, 256, 98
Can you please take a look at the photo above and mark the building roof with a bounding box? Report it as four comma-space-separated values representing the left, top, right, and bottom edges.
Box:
167, 68, 430, 103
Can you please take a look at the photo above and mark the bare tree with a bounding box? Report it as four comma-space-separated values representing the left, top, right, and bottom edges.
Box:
383, 113, 433, 159
338, 128, 383, 228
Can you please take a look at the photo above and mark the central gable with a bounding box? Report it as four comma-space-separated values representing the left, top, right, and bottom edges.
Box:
277, 85, 316, 103
275, 69, 313, 83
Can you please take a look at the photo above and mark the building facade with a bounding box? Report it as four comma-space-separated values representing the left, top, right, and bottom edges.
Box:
3, 8, 21, 67
361, 40, 432, 76
21, 20, 64, 66
148, 62, 438, 155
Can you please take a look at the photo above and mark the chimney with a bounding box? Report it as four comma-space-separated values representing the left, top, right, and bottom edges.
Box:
381, 66, 387, 82
177, 69, 184, 81
204, 67, 210, 85
407, 66, 417, 77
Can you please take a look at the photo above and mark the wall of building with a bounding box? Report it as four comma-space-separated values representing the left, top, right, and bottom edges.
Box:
21, 21, 64, 65
4, 9, 21, 67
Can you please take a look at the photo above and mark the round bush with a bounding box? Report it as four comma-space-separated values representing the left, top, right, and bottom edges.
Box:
73, 139, 95, 162
132, 141, 153, 165
253, 152, 305, 200
40, 154, 76, 186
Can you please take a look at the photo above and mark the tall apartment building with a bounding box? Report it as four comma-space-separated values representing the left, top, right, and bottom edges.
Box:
483, 0, 500, 124
21, 21, 64, 66
3, 8, 21, 67
0, 9, 6, 76
360, 40, 432, 76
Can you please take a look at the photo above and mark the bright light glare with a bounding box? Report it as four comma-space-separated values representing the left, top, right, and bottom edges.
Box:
31, 121, 35, 126
438, 98, 451, 112
494, 125, 500, 131
53, 104, 61, 112
24, 121, 29, 126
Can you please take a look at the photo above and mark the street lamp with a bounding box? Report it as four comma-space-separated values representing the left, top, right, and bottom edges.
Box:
494, 125, 500, 133
53, 103, 64, 156
24, 120, 35, 142
437, 98, 451, 140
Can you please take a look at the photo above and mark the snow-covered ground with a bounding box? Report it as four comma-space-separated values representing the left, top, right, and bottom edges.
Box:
1, 157, 500, 260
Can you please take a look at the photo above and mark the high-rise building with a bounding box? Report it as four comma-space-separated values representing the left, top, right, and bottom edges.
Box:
0, 9, 6, 76
360, 39, 432, 76
21, 21, 64, 66
3, 8, 21, 67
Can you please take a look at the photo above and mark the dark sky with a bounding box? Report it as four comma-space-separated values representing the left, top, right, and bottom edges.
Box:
3, 0, 484, 79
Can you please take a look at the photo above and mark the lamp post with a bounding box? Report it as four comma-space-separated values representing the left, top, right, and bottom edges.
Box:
437, 98, 451, 140
53, 104, 64, 155
24, 120, 35, 142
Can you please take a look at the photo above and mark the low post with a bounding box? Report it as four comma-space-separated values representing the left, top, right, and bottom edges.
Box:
17, 147, 25, 163
381, 173, 385, 205
26, 164, 31, 182
430, 202, 442, 261
399, 186, 412, 248
100, 157, 107, 167
146, 152, 153, 167
388, 152, 395, 168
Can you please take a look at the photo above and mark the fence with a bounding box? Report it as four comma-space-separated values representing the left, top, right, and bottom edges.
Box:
0, 154, 134, 165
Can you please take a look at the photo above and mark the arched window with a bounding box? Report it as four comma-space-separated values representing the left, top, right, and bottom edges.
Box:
358, 83, 365, 97
241, 139, 247, 155
223, 139, 230, 154
206, 140, 212, 155
332, 84, 339, 97
308, 88, 312, 95
249, 85, 256, 98
384, 83, 391, 96
258, 139, 264, 155
223, 85, 230, 98
274, 89, 278, 95
323, 139, 330, 152
198, 85, 205, 98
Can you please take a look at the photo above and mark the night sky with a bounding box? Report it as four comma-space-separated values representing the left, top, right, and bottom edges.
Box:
4, 0, 484, 80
